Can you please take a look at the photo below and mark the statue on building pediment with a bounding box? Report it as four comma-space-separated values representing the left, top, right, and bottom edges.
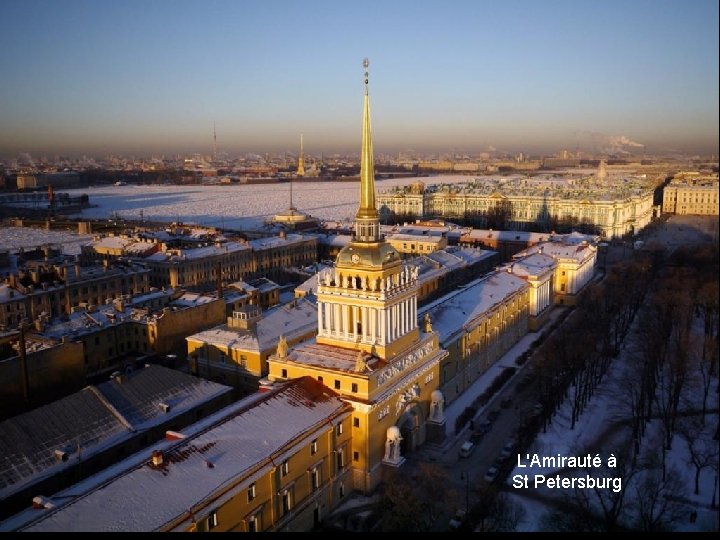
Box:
276, 335, 288, 359
354, 350, 369, 373
423, 312, 433, 333
430, 390, 445, 423
384, 426, 403, 462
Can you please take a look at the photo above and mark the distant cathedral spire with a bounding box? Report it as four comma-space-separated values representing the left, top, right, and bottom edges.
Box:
297, 133, 305, 177
355, 58, 381, 242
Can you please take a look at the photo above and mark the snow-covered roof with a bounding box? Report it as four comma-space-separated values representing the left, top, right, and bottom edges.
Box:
88, 236, 156, 254
387, 233, 445, 244
0, 284, 25, 302
443, 246, 495, 265
0, 365, 230, 505
507, 253, 557, 279
517, 241, 596, 263
461, 229, 552, 243
316, 234, 351, 247
187, 298, 317, 353
280, 339, 386, 374
144, 241, 250, 262
419, 271, 529, 345
19, 378, 349, 532
170, 292, 216, 308
248, 233, 313, 251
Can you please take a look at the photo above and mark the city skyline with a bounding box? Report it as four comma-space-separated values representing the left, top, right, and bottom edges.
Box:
0, 0, 718, 158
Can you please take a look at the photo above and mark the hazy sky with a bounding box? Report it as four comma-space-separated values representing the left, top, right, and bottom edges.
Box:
1, 0, 718, 158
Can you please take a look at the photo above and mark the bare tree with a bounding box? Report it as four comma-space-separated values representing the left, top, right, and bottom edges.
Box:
678, 416, 719, 496
634, 465, 688, 531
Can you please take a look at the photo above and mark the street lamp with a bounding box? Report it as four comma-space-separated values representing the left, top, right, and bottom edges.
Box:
460, 470, 470, 513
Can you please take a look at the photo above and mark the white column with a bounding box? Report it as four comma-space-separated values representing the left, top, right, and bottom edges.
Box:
332, 304, 339, 335
380, 309, 386, 344
318, 303, 324, 334
399, 301, 405, 337
412, 296, 417, 329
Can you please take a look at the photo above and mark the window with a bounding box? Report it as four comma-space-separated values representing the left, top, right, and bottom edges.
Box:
561, 283, 566, 292
219, 353, 226, 364
334, 380, 341, 390
353, 451, 359, 462
281, 460, 289, 477
281, 369, 288, 378
311, 467, 321, 492
310, 439, 318, 455
351, 383, 358, 393
337, 449, 345, 470
353, 417, 360, 428
247, 483, 256, 502
336, 423, 343, 436
339, 482, 345, 498
282, 489, 293, 514
247, 513, 261, 532
317, 376, 323, 384
207, 510, 218, 530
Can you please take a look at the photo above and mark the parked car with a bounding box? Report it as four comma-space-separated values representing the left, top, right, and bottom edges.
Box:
499, 440, 516, 460
449, 509, 467, 530
459, 441, 476, 458
476, 419, 492, 434
484, 466, 499, 483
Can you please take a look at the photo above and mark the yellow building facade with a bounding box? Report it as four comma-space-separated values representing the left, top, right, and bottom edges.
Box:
662, 173, 719, 215
186, 299, 318, 394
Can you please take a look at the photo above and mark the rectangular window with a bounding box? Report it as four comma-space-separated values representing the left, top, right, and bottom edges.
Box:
281, 369, 288, 378
282, 489, 292, 514
247, 513, 260, 532
317, 376, 323, 384
311, 468, 320, 492
207, 510, 218, 530
336, 423, 343, 436
310, 439, 318, 455
337, 450, 344, 471
281, 460, 289, 477
353, 417, 360, 428
247, 483, 256, 502
353, 451, 359, 462
334, 380, 341, 390
351, 383, 358, 393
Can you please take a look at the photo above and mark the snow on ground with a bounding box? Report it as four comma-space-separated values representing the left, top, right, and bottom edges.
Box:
59, 176, 476, 229
0, 226, 92, 256
504, 302, 720, 532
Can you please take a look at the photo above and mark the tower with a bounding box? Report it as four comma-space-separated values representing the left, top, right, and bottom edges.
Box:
315, 57, 418, 360
267, 59, 448, 494
297, 133, 305, 177
212, 121, 218, 162
597, 159, 607, 181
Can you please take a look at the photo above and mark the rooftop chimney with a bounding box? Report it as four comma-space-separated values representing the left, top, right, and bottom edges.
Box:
151, 450, 164, 467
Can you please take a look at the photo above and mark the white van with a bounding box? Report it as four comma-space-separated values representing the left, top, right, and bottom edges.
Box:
459, 441, 476, 458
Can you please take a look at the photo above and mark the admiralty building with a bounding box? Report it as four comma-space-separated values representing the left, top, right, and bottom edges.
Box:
377, 173, 656, 239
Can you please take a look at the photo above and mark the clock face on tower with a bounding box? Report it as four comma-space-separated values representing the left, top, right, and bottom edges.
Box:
351, 254, 360, 264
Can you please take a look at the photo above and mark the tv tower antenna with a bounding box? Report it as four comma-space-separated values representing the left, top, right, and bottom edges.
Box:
212, 121, 218, 161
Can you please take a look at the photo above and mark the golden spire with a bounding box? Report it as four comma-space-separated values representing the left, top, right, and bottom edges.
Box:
297, 133, 305, 177
357, 58, 378, 221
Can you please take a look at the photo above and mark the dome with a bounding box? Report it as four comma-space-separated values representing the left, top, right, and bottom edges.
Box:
335, 241, 401, 269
